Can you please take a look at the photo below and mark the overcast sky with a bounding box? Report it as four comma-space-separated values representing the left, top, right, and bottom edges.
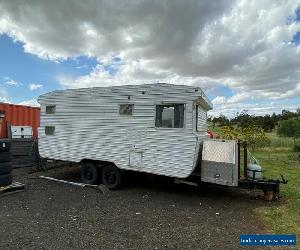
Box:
0, 0, 299, 117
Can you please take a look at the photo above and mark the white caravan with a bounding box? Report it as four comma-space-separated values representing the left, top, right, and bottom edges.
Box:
38, 83, 239, 189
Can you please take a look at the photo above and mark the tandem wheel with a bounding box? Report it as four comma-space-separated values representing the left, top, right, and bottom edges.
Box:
80, 161, 99, 185
101, 164, 122, 190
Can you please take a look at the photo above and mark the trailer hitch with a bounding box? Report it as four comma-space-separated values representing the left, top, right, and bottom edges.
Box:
262, 175, 288, 185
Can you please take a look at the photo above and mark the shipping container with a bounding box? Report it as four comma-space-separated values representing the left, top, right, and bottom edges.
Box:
0, 103, 40, 139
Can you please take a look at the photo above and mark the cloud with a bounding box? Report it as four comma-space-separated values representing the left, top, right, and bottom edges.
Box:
28, 83, 43, 91
227, 92, 254, 104
208, 90, 299, 117
212, 96, 226, 105
0, 96, 9, 103
2, 77, 21, 86
0, 87, 10, 103
18, 99, 40, 107
58, 60, 220, 91
208, 101, 299, 118
0, 0, 299, 115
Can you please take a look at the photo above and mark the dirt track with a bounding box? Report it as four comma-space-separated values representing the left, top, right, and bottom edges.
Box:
0, 166, 272, 250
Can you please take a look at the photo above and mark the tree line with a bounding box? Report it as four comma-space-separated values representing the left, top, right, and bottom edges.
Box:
209, 108, 300, 151
209, 108, 300, 132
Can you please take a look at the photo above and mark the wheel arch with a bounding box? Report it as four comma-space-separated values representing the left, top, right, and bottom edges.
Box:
80, 159, 115, 168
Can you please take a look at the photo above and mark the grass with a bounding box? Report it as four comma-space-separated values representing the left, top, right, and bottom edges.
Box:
266, 131, 299, 148
254, 148, 300, 241
209, 124, 300, 243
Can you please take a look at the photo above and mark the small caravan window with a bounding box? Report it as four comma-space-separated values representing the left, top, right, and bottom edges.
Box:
119, 104, 134, 115
155, 104, 184, 128
45, 126, 55, 135
46, 105, 56, 114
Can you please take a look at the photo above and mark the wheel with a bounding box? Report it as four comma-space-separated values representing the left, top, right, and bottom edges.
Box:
101, 164, 122, 190
0, 152, 12, 163
0, 162, 12, 175
0, 173, 13, 187
80, 161, 99, 185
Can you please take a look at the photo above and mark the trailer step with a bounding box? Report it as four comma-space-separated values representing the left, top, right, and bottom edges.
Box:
0, 181, 25, 196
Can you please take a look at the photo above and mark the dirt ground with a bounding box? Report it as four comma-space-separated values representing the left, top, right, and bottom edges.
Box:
0, 165, 274, 250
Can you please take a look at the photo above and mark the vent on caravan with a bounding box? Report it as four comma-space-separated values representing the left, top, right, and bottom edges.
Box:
119, 104, 134, 116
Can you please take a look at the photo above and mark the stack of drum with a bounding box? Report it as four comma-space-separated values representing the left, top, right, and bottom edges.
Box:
0, 139, 13, 187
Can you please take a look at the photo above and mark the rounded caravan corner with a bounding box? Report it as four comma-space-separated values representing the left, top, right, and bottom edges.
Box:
37, 89, 64, 105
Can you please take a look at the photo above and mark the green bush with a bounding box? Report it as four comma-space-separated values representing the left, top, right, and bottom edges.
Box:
277, 119, 300, 145
293, 144, 300, 152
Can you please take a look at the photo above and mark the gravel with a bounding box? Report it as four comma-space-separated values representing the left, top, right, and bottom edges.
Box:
0, 165, 272, 250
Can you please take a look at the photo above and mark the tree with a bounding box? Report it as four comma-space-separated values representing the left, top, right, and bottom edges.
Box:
277, 119, 300, 145
212, 114, 230, 127
231, 110, 254, 128
259, 115, 276, 132
282, 109, 297, 120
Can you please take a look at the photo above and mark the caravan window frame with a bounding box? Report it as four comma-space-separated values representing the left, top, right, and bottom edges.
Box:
154, 103, 186, 129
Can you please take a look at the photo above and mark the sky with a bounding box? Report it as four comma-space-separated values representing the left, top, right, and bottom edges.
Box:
0, 0, 299, 118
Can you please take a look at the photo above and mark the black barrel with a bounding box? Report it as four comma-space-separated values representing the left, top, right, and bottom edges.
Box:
0, 139, 13, 186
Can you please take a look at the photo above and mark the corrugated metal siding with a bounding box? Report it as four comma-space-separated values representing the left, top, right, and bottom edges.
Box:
38, 83, 212, 178
0, 103, 40, 139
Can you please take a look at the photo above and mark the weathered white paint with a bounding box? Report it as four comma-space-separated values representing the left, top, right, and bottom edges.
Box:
38, 83, 212, 178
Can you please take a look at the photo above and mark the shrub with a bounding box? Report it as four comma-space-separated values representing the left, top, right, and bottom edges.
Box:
219, 125, 270, 151
277, 119, 300, 145
293, 144, 300, 152
241, 126, 270, 151
220, 126, 239, 140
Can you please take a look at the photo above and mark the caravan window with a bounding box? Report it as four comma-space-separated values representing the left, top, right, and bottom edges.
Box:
45, 126, 55, 135
46, 105, 56, 114
155, 104, 184, 128
119, 104, 134, 116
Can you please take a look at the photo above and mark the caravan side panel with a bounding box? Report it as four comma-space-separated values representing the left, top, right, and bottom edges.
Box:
38, 84, 210, 178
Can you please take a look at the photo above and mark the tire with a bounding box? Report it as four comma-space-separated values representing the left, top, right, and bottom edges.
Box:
0, 152, 11, 163
101, 164, 122, 190
0, 173, 12, 187
0, 162, 12, 175
0, 141, 11, 152
80, 161, 99, 185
